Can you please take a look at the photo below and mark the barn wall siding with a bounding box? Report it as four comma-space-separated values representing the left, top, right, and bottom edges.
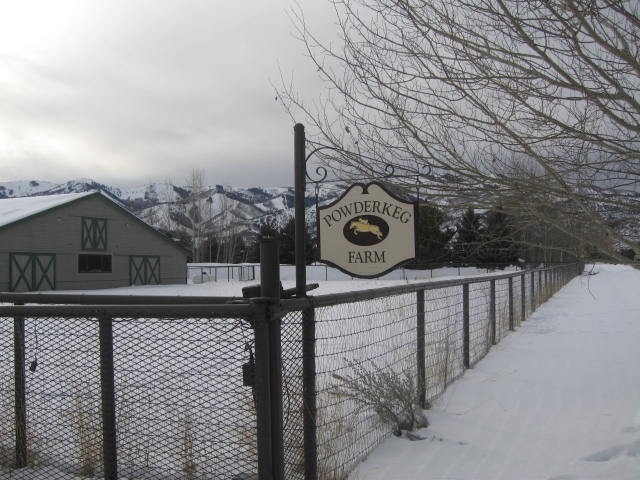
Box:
0, 194, 186, 291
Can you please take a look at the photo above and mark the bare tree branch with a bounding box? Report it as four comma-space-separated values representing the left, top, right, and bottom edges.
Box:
278, 0, 640, 261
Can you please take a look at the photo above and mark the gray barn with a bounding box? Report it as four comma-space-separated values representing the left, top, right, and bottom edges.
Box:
0, 191, 187, 292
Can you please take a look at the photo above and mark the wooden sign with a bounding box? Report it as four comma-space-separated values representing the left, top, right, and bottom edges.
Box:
318, 182, 417, 278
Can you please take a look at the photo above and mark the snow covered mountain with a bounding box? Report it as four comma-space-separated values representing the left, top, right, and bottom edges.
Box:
1, 178, 638, 255
0, 178, 344, 240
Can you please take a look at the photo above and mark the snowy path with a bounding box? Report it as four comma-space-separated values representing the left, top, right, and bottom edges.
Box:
350, 264, 640, 480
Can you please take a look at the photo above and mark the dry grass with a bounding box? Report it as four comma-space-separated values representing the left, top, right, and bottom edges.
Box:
116, 391, 152, 477
0, 404, 12, 467
181, 413, 197, 480
73, 384, 102, 477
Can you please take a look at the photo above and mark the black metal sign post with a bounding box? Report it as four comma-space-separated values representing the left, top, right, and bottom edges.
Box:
293, 123, 318, 480
294, 123, 307, 298
293, 123, 418, 478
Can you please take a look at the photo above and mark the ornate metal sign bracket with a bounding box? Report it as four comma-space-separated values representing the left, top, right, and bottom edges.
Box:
294, 124, 429, 290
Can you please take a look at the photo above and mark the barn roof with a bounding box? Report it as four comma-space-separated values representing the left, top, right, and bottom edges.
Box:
0, 191, 95, 228
0, 191, 188, 255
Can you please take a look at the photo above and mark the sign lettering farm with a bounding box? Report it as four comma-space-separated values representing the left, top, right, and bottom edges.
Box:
318, 182, 417, 278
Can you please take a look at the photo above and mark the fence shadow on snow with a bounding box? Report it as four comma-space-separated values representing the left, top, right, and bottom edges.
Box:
0, 263, 579, 480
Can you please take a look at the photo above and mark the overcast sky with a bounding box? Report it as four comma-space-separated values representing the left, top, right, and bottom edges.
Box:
0, 0, 335, 188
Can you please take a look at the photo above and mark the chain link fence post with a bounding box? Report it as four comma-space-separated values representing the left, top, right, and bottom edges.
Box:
302, 306, 317, 480
545, 269, 550, 300
250, 237, 286, 480
490, 280, 497, 345
260, 237, 284, 480
13, 305, 27, 468
416, 290, 426, 408
253, 301, 273, 480
521, 273, 526, 323
463, 284, 470, 369
530, 271, 536, 311
99, 314, 118, 480
508, 277, 515, 331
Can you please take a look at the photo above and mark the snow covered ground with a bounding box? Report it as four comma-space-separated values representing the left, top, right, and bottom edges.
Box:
3, 263, 637, 480
349, 263, 640, 480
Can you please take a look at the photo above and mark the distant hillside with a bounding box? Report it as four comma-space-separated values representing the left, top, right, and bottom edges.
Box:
0, 178, 344, 240
1, 178, 638, 259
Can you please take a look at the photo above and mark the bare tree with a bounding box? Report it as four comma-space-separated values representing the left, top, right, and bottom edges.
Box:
159, 177, 178, 232
214, 192, 245, 263
279, 0, 640, 261
186, 169, 206, 262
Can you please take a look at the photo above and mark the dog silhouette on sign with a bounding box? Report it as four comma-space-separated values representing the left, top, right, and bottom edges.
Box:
349, 217, 384, 240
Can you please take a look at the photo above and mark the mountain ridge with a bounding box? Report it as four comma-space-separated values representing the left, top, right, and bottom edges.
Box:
0, 178, 342, 241
1, 178, 638, 260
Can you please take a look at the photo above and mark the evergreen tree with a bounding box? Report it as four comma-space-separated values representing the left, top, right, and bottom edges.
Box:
479, 208, 519, 267
454, 208, 483, 263
414, 205, 454, 265
278, 216, 316, 265
249, 216, 316, 265
246, 217, 280, 262
278, 217, 297, 264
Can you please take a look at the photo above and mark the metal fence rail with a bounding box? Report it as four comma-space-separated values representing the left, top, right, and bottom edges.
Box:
1, 262, 579, 480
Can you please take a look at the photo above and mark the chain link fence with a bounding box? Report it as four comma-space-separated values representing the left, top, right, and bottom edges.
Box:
2, 263, 579, 480
187, 264, 256, 284
1, 303, 261, 480
0, 319, 14, 470
280, 263, 579, 479
313, 292, 418, 479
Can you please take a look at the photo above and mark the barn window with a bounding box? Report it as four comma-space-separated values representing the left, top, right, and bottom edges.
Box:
81, 217, 107, 250
78, 254, 112, 273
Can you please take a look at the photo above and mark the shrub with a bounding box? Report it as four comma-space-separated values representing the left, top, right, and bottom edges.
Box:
331, 360, 428, 437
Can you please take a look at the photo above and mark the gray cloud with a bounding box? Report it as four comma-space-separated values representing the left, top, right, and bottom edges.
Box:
0, 1, 332, 187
